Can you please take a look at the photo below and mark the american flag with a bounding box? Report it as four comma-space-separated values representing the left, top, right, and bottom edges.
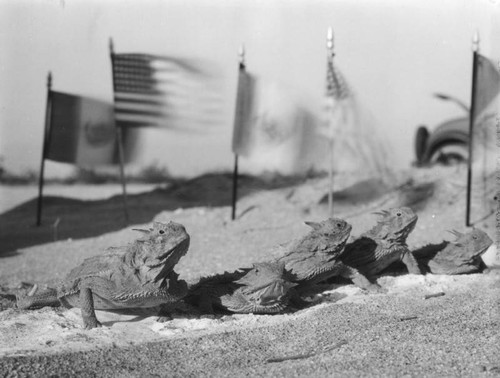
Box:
111, 53, 223, 129
325, 51, 350, 101
319, 50, 352, 141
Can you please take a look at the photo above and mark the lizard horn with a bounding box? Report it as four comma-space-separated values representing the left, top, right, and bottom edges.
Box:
132, 228, 150, 234
447, 229, 463, 239
304, 221, 321, 230
27, 284, 38, 297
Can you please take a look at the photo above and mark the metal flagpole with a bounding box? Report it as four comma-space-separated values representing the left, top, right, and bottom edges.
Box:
466, 31, 479, 227
109, 38, 130, 225
36, 72, 53, 226
231, 45, 245, 221
231, 155, 239, 221
327, 27, 334, 218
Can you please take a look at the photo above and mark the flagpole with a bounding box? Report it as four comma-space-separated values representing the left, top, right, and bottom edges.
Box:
36, 72, 53, 226
327, 27, 334, 218
231, 154, 239, 220
109, 38, 130, 225
231, 45, 246, 221
466, 31, 479, 227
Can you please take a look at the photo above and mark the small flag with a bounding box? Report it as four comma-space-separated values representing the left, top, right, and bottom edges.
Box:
231, 71, 309, 165
46, 91, 118, 166
473, 54, 500, 117
231, 69, 257, 156
319, 51, 352, 141
111, 53, 223, 130
326, 53, 350, 101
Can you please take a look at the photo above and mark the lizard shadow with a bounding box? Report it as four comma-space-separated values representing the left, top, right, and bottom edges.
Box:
294, 284, 350, 308
98, 308, 160, 327
410, 242, 449, 274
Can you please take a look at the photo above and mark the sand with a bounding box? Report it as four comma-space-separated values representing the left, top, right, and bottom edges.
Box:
0, 165, 498, 377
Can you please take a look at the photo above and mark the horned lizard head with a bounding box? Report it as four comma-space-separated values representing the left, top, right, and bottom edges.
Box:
132, 221, 190, 282
233, 261, 296, 312
448, 228, 493, 262
371, 207, 418, 242
304, 218, 352, 252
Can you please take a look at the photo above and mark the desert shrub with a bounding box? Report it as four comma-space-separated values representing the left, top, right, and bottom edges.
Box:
137, 162, 172, 184
0, 162, 38, 184
73, 168, 118, 184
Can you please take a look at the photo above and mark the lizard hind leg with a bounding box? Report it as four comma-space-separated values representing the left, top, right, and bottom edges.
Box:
79, 287, 102, 329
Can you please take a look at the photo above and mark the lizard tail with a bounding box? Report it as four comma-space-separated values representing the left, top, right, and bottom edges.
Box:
16, 287, 60, 310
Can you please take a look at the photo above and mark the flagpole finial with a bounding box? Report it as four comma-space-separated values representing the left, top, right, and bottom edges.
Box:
109, 38, 115, 55
47, 71, 52, 89
327, 27, 334, 52
238, 44, 246, 65
472, 30, 479, 52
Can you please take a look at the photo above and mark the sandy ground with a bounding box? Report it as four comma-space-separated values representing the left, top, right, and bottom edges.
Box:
0, 166, 499, 376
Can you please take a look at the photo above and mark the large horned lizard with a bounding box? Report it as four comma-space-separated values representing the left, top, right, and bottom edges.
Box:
17, 221, 190, 329
186, 261, 297, 314
341, 207, 421, 278
272, 218, 380, 292
414, 229, 493, 274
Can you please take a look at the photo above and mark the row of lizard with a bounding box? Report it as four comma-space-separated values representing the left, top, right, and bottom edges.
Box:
15, 208, 493, 329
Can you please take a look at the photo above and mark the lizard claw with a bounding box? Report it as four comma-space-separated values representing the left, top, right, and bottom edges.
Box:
365, 283, 387, 294
83, 319, 102, 330
156, 315, 173, 323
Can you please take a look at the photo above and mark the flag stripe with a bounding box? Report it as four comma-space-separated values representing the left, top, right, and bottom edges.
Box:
114, 107, 166, 117
115, 113, 164, 125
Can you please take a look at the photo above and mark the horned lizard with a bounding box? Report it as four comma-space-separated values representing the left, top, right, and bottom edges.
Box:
186, 261, 297, 314
341, 207, 421, 278
413, 229, 493, 274
272, 218, 381, 292
17, 221, 190, 329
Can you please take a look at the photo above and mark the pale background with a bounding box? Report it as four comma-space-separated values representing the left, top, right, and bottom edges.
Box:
0, 0, 498, 178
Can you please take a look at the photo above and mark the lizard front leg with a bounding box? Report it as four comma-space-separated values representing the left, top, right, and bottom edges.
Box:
79, 287, 102, 329
340, 264, 384, 293
401, 251, 422, 274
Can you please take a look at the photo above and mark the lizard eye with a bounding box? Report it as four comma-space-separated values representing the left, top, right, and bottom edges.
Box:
159, 229, 165, 235
396, 212, 402, 217
336, 222, 343, 228
472, 235, 478, 240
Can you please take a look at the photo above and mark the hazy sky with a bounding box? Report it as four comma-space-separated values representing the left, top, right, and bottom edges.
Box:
1, 0, 498, 177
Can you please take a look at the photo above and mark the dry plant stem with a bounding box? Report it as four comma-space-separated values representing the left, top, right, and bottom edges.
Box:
266, 340, 348, 363
424, 292, 445, 299
400, 315, 418, 321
